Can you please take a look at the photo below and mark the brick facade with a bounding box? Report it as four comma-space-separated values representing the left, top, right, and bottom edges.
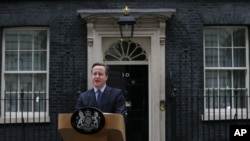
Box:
0, 1, 250, 141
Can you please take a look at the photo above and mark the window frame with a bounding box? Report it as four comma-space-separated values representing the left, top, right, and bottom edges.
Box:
203, 26, 250, 120
1, 27, 50, 123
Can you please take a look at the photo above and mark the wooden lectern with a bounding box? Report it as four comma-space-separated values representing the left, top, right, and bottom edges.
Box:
58, 113, 126, 141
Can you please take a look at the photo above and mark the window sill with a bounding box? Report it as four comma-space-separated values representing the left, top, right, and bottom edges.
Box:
201, 113, 250, 121
0, 116, 50, 124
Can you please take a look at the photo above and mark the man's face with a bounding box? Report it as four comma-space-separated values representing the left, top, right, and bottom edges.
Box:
91, 65, 108, 89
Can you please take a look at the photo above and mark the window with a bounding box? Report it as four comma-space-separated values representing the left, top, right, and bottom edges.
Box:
1, 27, 50, 123
104, 40, 147, 61
203, 27, 249, 120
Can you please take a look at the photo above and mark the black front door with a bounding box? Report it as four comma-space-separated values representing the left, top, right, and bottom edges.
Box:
107, 65, 149, 141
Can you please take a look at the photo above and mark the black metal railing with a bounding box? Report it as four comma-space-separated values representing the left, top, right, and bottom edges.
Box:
1, 88, 249, 141
167, 88, 250, 141
0, 90, 54, 141
166, 48, 250, 141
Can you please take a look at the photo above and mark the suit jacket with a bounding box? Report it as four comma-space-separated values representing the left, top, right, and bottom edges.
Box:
75, 86, 127, 117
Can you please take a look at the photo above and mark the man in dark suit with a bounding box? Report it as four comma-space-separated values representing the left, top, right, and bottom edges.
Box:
75, 62, 127, 118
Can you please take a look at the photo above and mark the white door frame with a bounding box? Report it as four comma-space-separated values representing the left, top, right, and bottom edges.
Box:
77, 8, 175, 141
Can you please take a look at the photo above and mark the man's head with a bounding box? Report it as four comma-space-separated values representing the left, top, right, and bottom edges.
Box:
91, 63, 109, 89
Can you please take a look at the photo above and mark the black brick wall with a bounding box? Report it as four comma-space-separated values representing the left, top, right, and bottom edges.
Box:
0, 0, 250, 141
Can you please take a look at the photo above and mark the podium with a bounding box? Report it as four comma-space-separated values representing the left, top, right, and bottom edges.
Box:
58, 113, 126, 141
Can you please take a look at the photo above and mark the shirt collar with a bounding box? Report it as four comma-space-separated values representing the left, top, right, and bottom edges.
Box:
94, 85, 106, 93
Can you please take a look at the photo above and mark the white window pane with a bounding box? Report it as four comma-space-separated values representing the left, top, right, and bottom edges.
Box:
34, 51, 46, 70
205, 89, 218, 108
234, 90, 247, 108
21, 93, 32, 112
5, 51, 18, 71
3, 28, 49, 115
204, 29, 218, 47
5, 32, 18, 50
205, 48, 218, 67
34, 30, 47, 50
233, 70, 245, 88
5, 92, 18, 112
20, 74, 32, 91
206, 70, 217, 88
34, 74, 46, 91
20, 31, 33, 50
234, 48, 246, 67
34, 93, 46, 112
219, 70, 231, 88
219, 90, 232, 109
233, 28, 246, 47
219, 28, 232, 47
219, 48, 232, 67
5, 74, 18, 91
204, 27, 248, 113
20, 51, 32, 70
5, 74, 18, 112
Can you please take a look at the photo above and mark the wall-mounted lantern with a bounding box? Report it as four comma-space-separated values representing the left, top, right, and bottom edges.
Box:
118, 6, 136, 39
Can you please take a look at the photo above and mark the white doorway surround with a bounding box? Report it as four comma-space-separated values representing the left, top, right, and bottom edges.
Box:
77, 8, 175, 141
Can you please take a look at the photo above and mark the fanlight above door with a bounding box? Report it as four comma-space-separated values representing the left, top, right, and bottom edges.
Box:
104, 40, 147, 61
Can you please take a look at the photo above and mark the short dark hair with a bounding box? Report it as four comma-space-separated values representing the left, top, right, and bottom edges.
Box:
91, 62, 109, 76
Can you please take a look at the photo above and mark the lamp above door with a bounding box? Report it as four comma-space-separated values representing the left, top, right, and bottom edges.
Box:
118, 6, 136, 39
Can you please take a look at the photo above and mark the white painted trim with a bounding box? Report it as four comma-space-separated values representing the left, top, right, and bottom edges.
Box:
80, 9, 172, 141
203, 26, 250, 121
1, 27, 50, 122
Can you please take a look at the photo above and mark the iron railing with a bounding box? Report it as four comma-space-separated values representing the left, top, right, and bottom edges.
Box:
167, 88, 250, 141
0, 90, 58, 141
0, 89, 249, 141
